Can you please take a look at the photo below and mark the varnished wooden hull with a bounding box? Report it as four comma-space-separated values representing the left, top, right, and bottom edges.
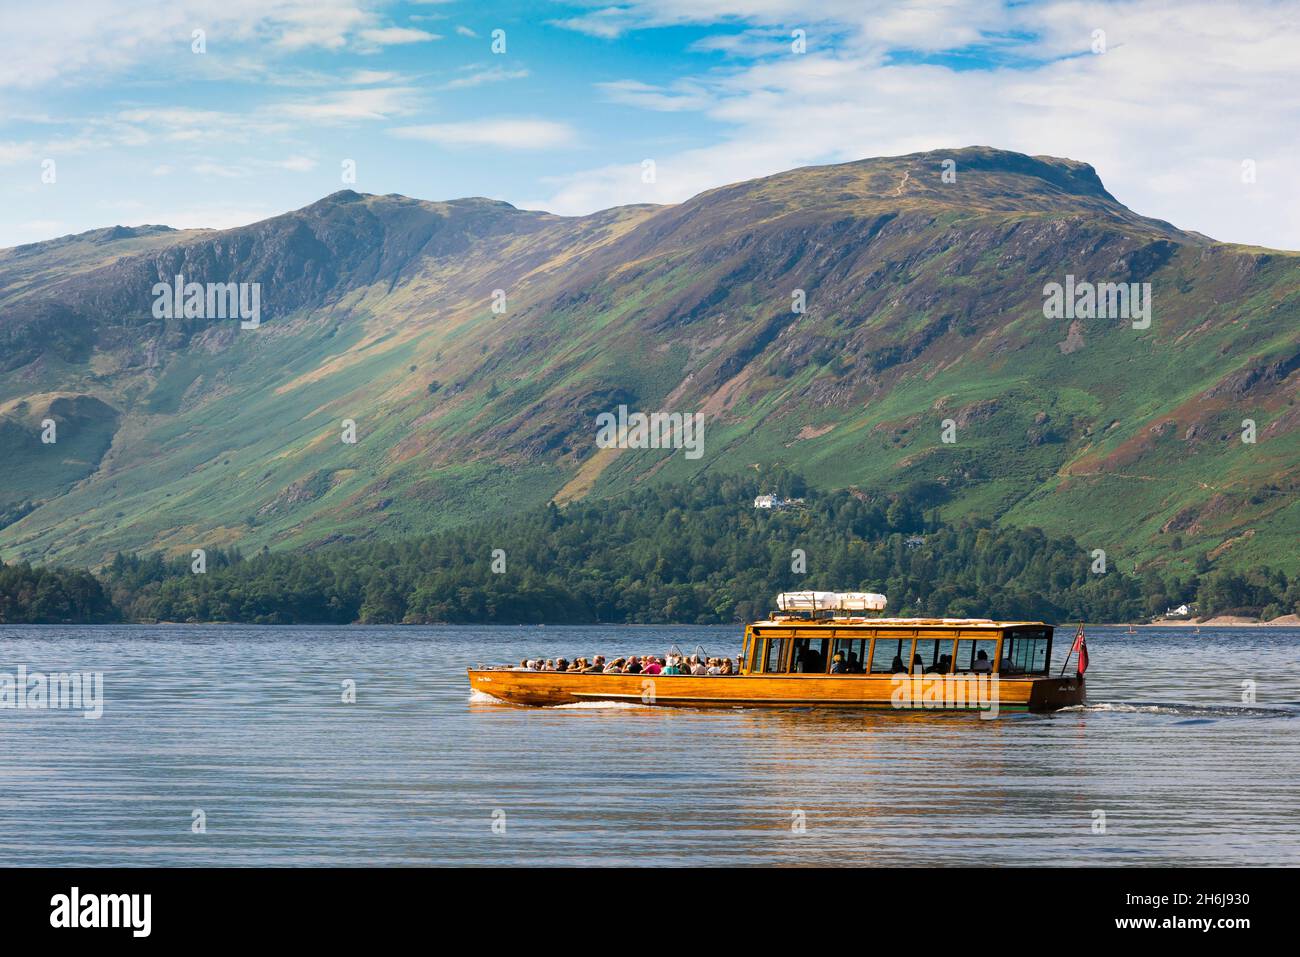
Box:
468, 669, 1086, 713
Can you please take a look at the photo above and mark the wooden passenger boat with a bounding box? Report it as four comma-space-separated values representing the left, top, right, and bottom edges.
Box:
467, 592, 1088, 714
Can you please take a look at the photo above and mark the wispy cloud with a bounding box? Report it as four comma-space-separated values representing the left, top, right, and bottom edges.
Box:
597, 79, 712, 112
277, 87, 422, 122
0, 0, 438, 87
391, 118, 577, 149
357, 27, 442, 50
440, 65, 529, 90
348, 69, 402, 85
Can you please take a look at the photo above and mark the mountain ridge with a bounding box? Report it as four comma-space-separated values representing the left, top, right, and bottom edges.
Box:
1, 146, 1296, 576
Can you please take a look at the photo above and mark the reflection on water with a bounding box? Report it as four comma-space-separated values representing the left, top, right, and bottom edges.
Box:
0, 624, 1297, 866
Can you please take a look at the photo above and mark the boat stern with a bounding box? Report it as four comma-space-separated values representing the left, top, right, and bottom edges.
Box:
1028, 675, 1087, 711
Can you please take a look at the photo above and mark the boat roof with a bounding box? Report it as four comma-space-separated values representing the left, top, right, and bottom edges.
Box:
753, 617, 1049, 629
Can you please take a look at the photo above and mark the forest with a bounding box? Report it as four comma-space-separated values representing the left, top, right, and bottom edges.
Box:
2, 471, 1296, 625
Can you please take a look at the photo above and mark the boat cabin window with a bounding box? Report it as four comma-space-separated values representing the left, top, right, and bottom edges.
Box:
868, 637, 909, 674
762, 638, 788, 674
831, 638, 867, 673
913, 638, 954, 674
791, 637, 830, 674
1002, 628, 1051, 675
953, 638, 999, 674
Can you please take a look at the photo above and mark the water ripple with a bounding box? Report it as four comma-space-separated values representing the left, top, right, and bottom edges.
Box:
1, 623, 1298, 866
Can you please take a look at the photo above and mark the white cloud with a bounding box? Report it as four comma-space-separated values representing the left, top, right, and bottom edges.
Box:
357, 27, 442, 48
277, 87, 421, 122
193, 161, 249, 178
0, 1, 441, 88
348, 69, 401, 85
0, 141, 39, 165
276, 156, 318, 172
439, 66, 529, 90
552, 8, 640, 40
597, 79, 712, 112
391, 118, 578, 149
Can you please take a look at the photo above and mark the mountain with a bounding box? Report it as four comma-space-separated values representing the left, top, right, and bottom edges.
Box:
1, 147, 1297, 576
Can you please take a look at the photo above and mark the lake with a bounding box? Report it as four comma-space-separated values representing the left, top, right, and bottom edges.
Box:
1, 624, 1297, 866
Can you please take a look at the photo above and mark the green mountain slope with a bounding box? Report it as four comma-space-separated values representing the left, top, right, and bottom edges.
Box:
1, 147, 1296, 576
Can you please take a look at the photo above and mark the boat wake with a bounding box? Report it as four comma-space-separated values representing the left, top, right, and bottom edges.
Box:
547, 700, 652, 710
1062, 701, 1296, 718
467, 690, 652, 710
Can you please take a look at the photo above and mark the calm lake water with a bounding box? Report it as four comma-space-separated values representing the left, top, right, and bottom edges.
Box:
1, 624, 1297, 867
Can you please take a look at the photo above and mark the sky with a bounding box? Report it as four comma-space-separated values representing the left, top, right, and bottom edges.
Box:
2, 0, 1299, 250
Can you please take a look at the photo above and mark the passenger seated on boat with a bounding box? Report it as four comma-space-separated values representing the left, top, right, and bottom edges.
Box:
719, 658, 735, 676
972, 650, 992, 673
999, 657, 1019, 674
847, 653, 863, 674
624, 656, 643, 674
890, 654, 907, 673
706, 658, 722, 675
926, 654, 952, 675
690, 655, 709, 676
567, 658, 586, 672
794, 649, 821, 673
585, 656, 606, 673
555, 658, 570, 673
911, 653, 924, 673
643, 656, 663, 676
830, 653, 847, 674
604, 657, 626, 674
663, 657, 684, 675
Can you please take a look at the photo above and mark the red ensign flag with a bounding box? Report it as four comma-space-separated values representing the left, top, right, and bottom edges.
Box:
1071, 625, 1089, 677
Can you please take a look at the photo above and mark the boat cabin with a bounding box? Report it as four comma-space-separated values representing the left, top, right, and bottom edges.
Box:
742, 618, 1054, 677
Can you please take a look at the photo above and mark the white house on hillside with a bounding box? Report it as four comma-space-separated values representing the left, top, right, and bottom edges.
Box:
754, 494, 805, 509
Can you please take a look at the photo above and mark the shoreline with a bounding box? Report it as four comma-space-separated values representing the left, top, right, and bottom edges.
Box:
1134, 615, 1300, 628
3, 618, 1299, 629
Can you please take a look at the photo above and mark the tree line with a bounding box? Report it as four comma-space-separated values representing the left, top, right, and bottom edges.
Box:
2, 470, 1297, 625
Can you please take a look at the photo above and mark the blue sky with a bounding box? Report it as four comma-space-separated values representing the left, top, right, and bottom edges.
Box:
3, 0, 1299, 249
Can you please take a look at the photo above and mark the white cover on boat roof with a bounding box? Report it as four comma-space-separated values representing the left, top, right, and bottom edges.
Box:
837, 592, 889, 611
776, 591, 887, 612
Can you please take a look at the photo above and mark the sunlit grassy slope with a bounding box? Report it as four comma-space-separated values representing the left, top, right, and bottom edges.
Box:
1, 148, 1296, 576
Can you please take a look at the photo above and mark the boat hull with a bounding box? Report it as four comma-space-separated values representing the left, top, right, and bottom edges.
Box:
468, 669, 1085, 713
